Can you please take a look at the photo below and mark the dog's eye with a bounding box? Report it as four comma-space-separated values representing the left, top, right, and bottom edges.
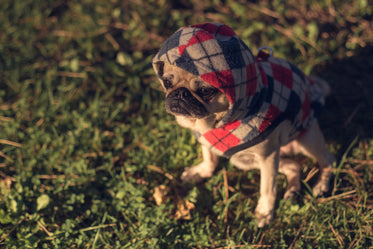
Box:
163, 79, 172, 89
162, 75, 173, 89
197, 87, 218, 100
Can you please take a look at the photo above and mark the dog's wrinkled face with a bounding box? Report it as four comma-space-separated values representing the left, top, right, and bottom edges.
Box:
156, 62, 229, 119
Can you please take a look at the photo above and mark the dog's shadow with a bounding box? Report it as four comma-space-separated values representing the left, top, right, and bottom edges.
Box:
312, 45, 373, 149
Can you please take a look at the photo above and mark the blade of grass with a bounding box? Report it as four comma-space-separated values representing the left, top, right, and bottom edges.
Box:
332, 136, 359, 196
0, 139, 22, 147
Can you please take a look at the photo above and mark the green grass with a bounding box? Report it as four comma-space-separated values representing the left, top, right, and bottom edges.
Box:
1, 0, 373, 248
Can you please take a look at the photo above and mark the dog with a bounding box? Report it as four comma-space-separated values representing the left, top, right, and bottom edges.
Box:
152, 23, 335, 227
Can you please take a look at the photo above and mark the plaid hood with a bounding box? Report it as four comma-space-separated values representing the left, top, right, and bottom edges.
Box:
153, 23, 325, 157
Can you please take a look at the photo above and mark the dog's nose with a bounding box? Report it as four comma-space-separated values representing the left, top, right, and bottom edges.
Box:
170, 87, 191, 99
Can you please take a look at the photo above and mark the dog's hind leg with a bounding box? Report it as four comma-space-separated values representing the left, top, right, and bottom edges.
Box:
296, 121, 335, 196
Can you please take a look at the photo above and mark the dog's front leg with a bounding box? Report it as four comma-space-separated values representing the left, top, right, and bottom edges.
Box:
255, 150, 279, 227
181, 145, 219, 183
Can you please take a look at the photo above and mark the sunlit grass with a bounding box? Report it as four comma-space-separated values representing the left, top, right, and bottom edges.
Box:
0, 0, 372, 248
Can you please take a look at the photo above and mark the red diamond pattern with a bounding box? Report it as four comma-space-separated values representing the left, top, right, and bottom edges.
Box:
203, 121, 241, 153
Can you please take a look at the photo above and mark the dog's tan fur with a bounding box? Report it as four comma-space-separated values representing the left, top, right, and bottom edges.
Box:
160, 63, 335, 227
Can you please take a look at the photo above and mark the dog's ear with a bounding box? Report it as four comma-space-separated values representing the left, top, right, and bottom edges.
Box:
153, 61, 164, 78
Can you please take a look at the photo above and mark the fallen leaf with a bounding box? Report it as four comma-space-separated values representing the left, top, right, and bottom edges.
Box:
153, 185, 169, 205
37, 194, 50, 211
174, 199, 195, 220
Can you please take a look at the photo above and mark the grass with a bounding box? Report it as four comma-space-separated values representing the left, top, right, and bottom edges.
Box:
0, 0, 372, 248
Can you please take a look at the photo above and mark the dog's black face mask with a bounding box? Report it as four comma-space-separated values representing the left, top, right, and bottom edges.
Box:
165, 87, 209, 118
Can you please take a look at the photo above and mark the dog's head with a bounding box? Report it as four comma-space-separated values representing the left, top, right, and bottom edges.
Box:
153, 62, 229, 119
153, 23, 263, 126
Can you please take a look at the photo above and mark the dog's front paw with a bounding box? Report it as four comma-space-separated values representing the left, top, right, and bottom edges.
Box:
254, 196, 275, 227
313, 167, 333, 196
284, 183, 301, 200
180, 163, 214, 183
284, 189, 299, 200
254, 203, 274, 227
313, 179, 330, 197
255, 210, 274, 228
181, 167, 204, 183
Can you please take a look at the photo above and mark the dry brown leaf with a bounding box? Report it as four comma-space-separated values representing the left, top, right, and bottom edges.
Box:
174, 199, 195, 220
153, 185, 169, 205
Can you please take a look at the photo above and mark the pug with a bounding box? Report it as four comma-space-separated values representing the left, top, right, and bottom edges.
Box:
153, 23, 335, 227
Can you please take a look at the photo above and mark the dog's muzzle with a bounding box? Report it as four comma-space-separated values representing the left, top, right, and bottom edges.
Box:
165, 87, 209, 118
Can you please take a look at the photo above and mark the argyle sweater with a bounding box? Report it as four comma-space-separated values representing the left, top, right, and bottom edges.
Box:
153, 23, 325, 157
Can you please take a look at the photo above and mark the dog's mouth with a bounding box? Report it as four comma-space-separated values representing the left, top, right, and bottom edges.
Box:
168, 102, 191, 116
166, 100, 208, 119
